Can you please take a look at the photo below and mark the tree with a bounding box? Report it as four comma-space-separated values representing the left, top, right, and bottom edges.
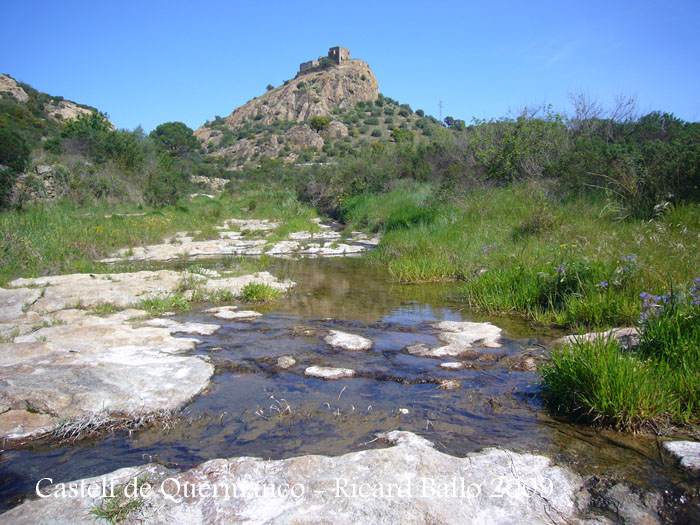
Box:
149, 122, 199, 157
0, 128, 30, 208
309, 116, 330, 132
266, 84, 274, 91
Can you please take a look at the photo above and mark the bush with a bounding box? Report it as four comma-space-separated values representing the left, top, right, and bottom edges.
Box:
308, 116, 330, 132
371, 130, 382, 137
0, 128, 30, 208
143, 155, 190, 206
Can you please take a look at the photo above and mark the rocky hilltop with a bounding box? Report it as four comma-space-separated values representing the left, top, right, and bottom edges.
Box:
195, 54, 379, 165
0, 74, 94, 124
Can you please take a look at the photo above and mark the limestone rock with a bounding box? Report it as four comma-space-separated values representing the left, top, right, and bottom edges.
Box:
555, 327, 640, 349
662, 440, 700, 473
0, 309, 214, 440
2, 431, 606, 524
0, 74, 29, 102
304, 365, 355, 379
324, 329, 373, 351
325, 120, 348, 139
277, 356, 296, 369
205, 307, 262, 321
408, 321, 503, 358
283, 124, 324, 150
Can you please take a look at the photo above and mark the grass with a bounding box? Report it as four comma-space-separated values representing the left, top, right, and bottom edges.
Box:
540, 284, 700, 431
241, 282, 281, 303
347, 183, 700, 330
0, 187, 321, 286
89, 475, 149, 524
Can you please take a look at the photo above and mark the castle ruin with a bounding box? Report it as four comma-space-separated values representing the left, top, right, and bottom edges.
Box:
299, 46, 351, 73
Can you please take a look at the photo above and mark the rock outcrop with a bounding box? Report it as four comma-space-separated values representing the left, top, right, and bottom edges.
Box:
0, 268, 293, 441
195, 60, 378, 163
2, 431, 611, 524
0, 74, 29, 102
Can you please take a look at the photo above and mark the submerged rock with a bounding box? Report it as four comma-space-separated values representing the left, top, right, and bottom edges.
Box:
304, 365, 355, 379
440, 361, 465, 370
2, 430, 611, 524
408, 321, 503, 358
324, 329, 373, 351
277, 356, 297, 369
663, 440, 700, 473
438, 379, 461, 390
205, 306, 262, 320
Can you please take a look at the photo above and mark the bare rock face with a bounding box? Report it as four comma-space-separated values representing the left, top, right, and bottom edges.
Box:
326, 120, 348, 139
44, 100, 93, 122
0, 74, 29, 102
0, 269, 294, 441
195, 60, 378, 163
283, 124, 324, 150
2, 431, 608, 524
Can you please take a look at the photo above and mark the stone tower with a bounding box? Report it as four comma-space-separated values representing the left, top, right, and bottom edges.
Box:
328, 46, 350, 65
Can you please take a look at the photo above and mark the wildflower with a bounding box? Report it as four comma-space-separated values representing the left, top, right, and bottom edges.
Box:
554, 262, 567, 275
624, 254, 638, 261
597, 281, 608, 289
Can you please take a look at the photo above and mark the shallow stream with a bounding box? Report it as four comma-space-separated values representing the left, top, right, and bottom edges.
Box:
1, 258, 698, 520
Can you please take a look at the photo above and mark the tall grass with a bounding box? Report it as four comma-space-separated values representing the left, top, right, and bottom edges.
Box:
540, 284, 700, 430
0, 188, 319, 286
345, 183, 700, 329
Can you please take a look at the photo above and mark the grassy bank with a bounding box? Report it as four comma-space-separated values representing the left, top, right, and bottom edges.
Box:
0, 187, 318, 286
339, 182, 700, 331
541, 285, 700, 430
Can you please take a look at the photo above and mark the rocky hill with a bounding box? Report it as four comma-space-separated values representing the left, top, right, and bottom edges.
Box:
0, 74, 98, 147
195, 53, 443, 168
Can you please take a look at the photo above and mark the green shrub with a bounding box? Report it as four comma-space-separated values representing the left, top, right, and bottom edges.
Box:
144, 155, 190, 206
371, 129, 382, 137
309, 116, 330, 132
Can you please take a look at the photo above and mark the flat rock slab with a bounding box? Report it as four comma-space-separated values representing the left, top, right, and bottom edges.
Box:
99, 217, 380, 262
205, 306, 262, 320
409, 321, 503, 358
304, 365, 355, 379
663, 440, 700, 473
0, 309, 214, 440
6, 270, 291, 315
555, 327, 640, 349
2, 431, 606, 524
324, 330, 373, 351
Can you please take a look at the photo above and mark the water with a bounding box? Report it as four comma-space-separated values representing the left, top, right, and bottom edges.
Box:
1, 258, 698, 520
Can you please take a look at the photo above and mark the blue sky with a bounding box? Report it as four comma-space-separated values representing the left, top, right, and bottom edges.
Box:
2, 0, 699, 132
